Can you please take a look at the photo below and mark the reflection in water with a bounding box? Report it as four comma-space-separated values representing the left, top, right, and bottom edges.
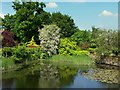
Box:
16, 75, 39, 88
2, 78, 16, 88
2, 63, 120, 88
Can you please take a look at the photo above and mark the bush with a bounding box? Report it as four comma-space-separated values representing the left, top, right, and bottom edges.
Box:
39, 24, 60, 56
2, 46, 48, 63
12, 46, 30, 63
27, 47, 48, 60
94, 29, 118, 56
2, 47, 15, 57
58, 38, 81, 55
2, 30, 16, 47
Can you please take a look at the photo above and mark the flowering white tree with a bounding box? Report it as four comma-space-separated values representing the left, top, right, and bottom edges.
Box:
39, 24, 60, 56
95, 29, 118, 56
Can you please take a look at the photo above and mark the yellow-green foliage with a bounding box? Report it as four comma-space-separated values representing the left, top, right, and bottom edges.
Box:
59, 38, 90, 56
27, 36, 39, 47
88, 48, 96, 54
79, 50, 89, 55
59, 38, 80, 55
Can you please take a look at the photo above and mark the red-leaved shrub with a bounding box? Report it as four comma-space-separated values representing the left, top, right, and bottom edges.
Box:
2, 30, 16, 47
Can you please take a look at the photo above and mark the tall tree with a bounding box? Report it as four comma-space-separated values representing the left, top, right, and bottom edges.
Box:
51, 12, 78, 38
2, 1, 49, 43
2, 14, 15, 30
70, 30, 91, 44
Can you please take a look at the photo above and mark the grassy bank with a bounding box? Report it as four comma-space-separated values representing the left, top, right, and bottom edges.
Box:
2, 54, 95, 73
2, 55, 94, 79
49, 54, 95, 67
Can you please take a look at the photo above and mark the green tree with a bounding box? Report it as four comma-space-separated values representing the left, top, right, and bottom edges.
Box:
39, 24, 60, 56
2, 1, 50, 43
2, 14, 15, 30
91, 26, 100, 39
70, 30, 91, 44
51, 12, 78, 38
90, 27, 104, 48
70, 30, 91, 49
93, 28, 118, 56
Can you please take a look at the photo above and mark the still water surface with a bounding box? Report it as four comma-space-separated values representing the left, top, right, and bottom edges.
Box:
1, 62, 119, 88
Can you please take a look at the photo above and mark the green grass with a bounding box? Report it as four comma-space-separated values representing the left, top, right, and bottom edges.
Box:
1, 53, 95, 73
2, 57, 16, 71
49, 54, 95, 67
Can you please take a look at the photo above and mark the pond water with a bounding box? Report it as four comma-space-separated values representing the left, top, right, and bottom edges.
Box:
1, 61, 120, 88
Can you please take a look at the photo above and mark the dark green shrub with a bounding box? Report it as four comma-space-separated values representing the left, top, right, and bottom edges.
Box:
13, 46, 30, 63
2, 47, 15, 57
2, 46, 49, 63
27, 47, 48, 60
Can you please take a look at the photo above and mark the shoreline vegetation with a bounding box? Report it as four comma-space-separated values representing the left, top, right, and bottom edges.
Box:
2, 54, 95, 73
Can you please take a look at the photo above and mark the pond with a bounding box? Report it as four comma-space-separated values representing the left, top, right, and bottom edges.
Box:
1, 61, 120, 88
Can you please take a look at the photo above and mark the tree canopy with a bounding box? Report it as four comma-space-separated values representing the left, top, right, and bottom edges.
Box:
51, 12, 78, 38
2, 1, 47, 43
2, 2, 78, 43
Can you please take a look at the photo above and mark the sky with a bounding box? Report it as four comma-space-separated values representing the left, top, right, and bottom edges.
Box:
0, 1, 118, 30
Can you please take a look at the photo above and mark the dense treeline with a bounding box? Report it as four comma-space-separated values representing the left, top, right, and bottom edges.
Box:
2, 1, 78, 43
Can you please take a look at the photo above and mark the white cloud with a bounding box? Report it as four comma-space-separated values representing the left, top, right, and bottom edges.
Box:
99, 10, 113, 16
99, 10, 118, 17
46, 2, 58, 8
0, 14, 5, 18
